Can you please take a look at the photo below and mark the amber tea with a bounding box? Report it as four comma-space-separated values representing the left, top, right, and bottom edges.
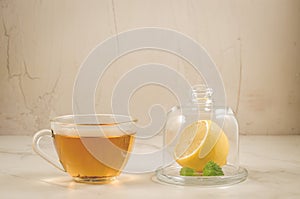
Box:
54, 133, 135, 182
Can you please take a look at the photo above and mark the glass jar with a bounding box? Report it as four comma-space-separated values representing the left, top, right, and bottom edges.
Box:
156, 85, 247, 186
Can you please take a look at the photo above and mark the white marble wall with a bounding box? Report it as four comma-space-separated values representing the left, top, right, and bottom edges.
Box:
0, 0, 299, 135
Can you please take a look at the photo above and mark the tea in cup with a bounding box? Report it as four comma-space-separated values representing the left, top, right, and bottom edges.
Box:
33, 114, 136, 184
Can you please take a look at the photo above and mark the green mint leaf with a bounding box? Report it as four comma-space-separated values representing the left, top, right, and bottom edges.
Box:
202, 161, 224, 176
180, 167, 196, 176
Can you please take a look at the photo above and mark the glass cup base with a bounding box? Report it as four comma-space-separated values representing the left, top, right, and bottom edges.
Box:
155, 165, 248, 187
73, 176, 116, 184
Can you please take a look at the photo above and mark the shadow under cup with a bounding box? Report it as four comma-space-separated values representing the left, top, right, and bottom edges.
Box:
34, 114, 136, 184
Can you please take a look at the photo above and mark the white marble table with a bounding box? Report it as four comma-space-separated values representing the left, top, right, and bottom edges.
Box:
0, 135, 299, 199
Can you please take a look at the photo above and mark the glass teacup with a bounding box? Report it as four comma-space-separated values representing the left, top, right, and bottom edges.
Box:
33, 114, 136, 184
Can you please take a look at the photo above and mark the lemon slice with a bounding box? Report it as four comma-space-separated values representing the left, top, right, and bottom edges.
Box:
198, 121, 223, 158
174, 120, 209, 160
174, 120, 229, 171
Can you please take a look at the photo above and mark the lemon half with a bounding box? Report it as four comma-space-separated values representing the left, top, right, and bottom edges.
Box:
174, 120, 229, 171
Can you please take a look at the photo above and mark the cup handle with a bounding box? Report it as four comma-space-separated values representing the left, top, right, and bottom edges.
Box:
32, 129, 65, 172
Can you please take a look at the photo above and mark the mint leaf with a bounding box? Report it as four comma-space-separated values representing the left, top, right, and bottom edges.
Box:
202, 161, 224, 176
180, 167, 197, 176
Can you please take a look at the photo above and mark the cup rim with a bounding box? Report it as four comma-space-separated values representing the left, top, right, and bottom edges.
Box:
50, 114, 138, 126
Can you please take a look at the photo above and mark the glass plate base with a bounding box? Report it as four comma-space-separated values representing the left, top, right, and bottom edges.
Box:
155, 165, 248, 186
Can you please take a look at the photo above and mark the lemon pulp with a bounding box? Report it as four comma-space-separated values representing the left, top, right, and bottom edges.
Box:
174, 120, 229, 171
